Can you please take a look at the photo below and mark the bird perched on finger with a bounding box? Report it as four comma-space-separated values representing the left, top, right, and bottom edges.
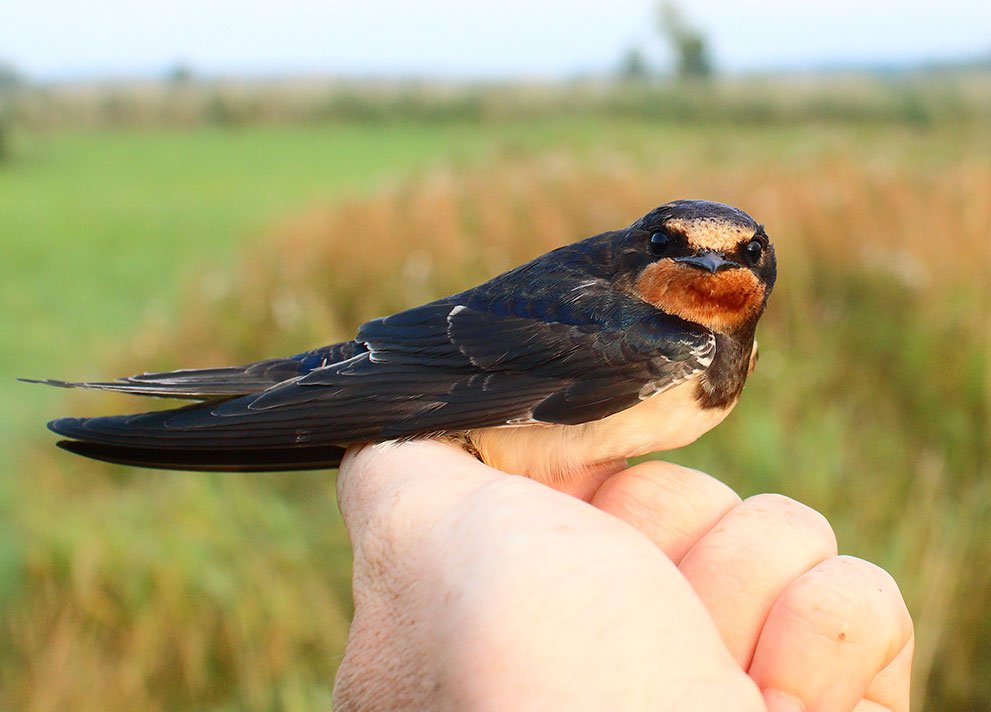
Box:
31, 199, 776, 487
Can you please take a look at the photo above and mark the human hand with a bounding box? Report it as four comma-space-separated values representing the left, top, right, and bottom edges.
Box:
333, 441, 913, 711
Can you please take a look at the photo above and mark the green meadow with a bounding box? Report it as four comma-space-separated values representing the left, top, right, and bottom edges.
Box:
1, 83, 988, 710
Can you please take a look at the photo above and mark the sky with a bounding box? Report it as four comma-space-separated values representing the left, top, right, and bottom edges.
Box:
2, 0, 989, 81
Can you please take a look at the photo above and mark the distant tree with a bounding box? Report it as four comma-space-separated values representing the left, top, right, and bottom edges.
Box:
0, 63, 22, 91
0, 63, 22, 163
165, 62, 195, 84
204, 91, 242, 127
657, 1, 713, 79
618, 47, 650, 82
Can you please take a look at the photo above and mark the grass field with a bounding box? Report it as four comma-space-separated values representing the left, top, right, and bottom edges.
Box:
2, 102, 989, 710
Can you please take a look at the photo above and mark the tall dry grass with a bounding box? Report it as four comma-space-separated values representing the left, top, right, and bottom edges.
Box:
6, 148, 989, 710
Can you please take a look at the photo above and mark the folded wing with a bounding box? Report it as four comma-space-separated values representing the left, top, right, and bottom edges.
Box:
48, 299, 714, 471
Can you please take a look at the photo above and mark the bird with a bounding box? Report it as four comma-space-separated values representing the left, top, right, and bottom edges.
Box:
32, 199, 776, 487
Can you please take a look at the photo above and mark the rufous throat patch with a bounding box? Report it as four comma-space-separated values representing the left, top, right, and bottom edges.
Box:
634, 260, 765, 333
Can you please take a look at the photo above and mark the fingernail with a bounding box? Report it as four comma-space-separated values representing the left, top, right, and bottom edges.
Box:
763, 689, 806, 712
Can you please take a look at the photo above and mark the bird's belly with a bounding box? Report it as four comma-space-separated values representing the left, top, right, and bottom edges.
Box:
468, 376, 734, 488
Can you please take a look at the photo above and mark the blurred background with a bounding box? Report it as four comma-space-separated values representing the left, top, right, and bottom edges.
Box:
1, 1, 988, 709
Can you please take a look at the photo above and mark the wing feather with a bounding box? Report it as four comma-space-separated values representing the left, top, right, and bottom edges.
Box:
23, 342, 364, 399
49, 301, 714, 460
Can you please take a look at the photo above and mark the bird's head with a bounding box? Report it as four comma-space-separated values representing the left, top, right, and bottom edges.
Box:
626, 200, 776, 334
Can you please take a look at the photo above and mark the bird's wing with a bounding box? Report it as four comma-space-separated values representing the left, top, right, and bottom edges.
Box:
22, 342, 365, 399
48, 301, 714, 462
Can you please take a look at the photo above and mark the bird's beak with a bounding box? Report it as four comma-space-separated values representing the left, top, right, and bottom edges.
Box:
673, 251, 740, 274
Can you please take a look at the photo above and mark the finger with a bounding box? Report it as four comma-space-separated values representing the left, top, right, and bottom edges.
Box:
751, 556, 914, 712
862, 632, 913, 712
591, 460, 740, 562
552, 457, 628, 502
337, 439, 501, 551
678, 493, 838, 667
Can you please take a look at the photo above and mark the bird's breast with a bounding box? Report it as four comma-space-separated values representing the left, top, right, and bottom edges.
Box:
467, 374, 735, 490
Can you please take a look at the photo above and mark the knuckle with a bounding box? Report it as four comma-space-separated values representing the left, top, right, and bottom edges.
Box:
779, 556, 911, 652
742, 493, 837, 551
778, 581, 864, 647
351, 486, 427, 578
338, 441, 434, 553
351, 515, 404, 584
646, 461, 742, 508
837, 555, 914, 642
597, 461, 740, 519
337, 441, 400, 507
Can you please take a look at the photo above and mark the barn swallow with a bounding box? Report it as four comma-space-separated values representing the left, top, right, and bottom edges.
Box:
33, 199, 776, 485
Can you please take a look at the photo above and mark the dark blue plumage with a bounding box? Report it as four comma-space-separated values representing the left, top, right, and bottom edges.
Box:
39, 200, 775, 473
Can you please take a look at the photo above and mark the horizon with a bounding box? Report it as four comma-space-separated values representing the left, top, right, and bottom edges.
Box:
12, 52, 991, 87
3, 1, 989, 84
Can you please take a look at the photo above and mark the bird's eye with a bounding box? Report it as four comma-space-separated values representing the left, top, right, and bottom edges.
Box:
649, 230, 673, 256
744, 239, 763, 266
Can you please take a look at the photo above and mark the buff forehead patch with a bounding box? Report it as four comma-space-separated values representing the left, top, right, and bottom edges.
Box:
666, 218, 756, 253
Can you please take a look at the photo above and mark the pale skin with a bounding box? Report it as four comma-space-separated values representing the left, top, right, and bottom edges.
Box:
333, 441, 914, 711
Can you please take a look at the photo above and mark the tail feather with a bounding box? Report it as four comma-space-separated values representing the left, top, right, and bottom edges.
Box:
47, 407, 354, 472
32, 341, 369, 472
56, 439, 346, 472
